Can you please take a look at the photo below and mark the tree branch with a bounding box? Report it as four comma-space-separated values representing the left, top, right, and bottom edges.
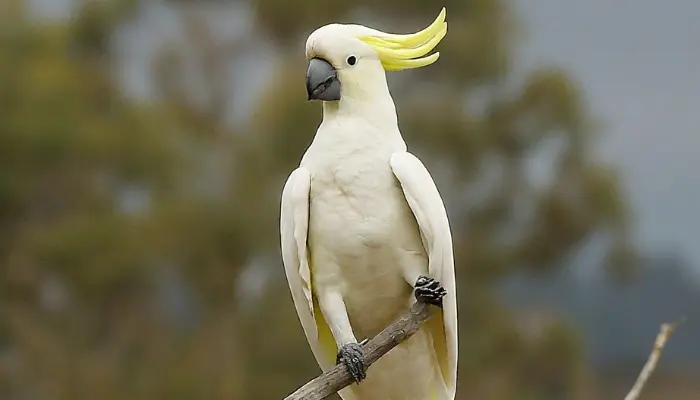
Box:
283, 301, 438, 400
284, 303, 683, 400
624, 318, 684, 400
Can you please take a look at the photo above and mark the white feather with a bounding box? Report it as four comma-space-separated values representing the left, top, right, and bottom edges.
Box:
280, 168, 328, 368
281, 17, 457, 400
390, 151, 459, 398
280, 120, 458, 399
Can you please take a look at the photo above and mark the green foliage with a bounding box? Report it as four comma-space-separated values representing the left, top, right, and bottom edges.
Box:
0, 0, 634, 399
0, 2, 246, 397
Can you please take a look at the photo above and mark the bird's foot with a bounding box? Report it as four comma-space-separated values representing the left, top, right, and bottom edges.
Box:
336, 342, 367, 383
414, 275, 447, 307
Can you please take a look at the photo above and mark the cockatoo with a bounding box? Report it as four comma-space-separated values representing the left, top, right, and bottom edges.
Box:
280, 8, 457, 400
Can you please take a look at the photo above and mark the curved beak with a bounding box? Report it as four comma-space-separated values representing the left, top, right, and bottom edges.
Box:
306, 58, 341, 101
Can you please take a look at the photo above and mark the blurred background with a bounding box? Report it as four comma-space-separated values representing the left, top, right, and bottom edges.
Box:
1, 0, 698, 399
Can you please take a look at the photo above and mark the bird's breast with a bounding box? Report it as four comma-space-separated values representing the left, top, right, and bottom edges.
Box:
306, 152, 427, 337
308, 153, 405, 248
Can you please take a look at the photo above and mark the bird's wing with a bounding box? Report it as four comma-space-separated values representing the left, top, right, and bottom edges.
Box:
390, 151, 458, 398
280, 167, 337, 371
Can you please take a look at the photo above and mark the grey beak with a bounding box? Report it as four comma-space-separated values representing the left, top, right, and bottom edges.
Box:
306, 58, 341, 101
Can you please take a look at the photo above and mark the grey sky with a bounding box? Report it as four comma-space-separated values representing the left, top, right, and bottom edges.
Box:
515, 0, 700, 274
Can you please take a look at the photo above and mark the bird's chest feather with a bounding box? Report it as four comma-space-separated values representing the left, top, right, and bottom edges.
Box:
308, 156, 417, 334
301, 131, 425, 335
308, 151, 404, 248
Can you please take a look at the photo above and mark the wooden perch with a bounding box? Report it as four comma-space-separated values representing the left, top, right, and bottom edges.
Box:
283, 301, 438, 400
283, 300, 682, 400
624, 318, 684, 400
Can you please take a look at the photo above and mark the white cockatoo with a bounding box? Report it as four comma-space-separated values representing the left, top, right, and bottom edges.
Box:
280, 8, 457, 400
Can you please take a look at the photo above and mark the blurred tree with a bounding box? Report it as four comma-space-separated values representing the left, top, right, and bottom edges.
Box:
0, 1, 247, 398
0, 0, 634, 399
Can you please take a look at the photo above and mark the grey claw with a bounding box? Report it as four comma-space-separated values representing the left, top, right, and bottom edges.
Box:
336, 342, 367, 383
414, 275, 447, 307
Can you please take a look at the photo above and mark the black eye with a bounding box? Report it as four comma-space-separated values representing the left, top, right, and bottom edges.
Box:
346, 55, 357, 66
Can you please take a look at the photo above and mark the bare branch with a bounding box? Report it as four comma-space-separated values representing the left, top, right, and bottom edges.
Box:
283, 301, 438, 400
284, 302, 683, 400
624, 318, 684, 400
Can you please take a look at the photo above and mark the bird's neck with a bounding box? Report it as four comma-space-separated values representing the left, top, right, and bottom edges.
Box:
321, 76, 399, 131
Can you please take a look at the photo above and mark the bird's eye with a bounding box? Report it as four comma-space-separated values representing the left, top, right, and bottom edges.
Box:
346, 55, 357, 66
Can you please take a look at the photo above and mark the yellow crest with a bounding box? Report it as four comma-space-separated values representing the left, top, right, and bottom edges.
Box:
358, 8, 447, 71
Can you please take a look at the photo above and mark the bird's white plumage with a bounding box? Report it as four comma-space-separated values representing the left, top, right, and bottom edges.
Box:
280, 168, 323, 361
390, 151, 458, 396
280, 125, 458, 399
280, 9, 457, 400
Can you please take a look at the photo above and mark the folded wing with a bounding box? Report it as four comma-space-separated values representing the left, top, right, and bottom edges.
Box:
390, 151, 459, 399
280, 167, 337, 371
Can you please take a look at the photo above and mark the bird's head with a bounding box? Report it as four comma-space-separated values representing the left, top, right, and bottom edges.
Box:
304, 8, 447, 102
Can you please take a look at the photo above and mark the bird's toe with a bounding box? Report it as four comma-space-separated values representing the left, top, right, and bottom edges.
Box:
336, 342, 367, 383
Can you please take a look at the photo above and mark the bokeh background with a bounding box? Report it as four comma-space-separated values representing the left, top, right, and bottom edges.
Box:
1, 0, 699, 399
